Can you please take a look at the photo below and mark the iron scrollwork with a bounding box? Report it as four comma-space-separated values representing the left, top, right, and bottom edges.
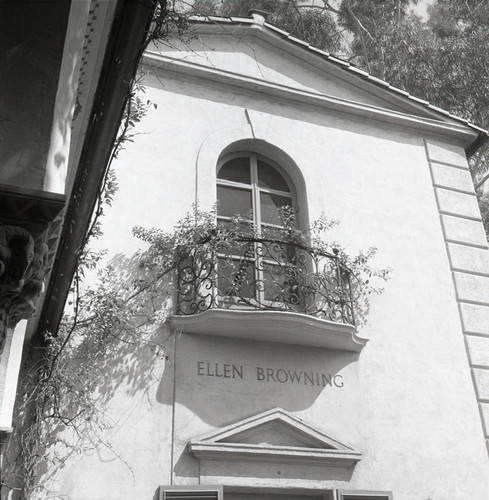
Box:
176, 237, 356, 325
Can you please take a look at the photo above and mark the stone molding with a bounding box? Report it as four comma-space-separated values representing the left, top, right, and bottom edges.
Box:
0, 225, 48, 351
189, 441, 361, 467
189, 407, 362, 468
149, 18, 487, 138
144, 52, 478, 148
171, 309, 367, 352
425, 138, 489, 451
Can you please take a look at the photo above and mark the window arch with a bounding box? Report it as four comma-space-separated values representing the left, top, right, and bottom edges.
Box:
216, 152, 298, 305
217, 152, 297, 234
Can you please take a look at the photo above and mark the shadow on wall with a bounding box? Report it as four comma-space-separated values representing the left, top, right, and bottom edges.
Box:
166, 333, 359, 482
167, 333, 358, 423
30, 251, 176, 489
93, 252, 175, 402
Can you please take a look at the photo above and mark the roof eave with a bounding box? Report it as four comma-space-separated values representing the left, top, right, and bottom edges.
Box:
466, 131, 489, 158
38, 0, 155, 337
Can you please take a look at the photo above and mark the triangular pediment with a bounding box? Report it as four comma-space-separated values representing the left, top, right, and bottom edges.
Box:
188, 408, 361, 468
155, 21, 466, 129
146, 19, 483, 149
220, 420, 330, 448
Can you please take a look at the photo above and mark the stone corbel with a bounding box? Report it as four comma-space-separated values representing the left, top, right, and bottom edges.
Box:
0, 226, 48, 351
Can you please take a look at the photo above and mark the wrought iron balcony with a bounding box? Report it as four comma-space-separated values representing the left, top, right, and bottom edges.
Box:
175, 237, 356, 326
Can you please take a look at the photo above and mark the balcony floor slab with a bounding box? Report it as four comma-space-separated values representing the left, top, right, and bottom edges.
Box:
171, 309, 367, 352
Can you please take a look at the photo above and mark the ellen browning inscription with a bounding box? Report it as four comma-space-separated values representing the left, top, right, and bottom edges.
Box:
196, 361, 344, 387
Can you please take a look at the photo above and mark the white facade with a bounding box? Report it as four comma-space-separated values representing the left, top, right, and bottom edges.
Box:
48, 14, 489, 500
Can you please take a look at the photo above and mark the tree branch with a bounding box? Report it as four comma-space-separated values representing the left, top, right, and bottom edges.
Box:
297, 2, 340, 15
474, 143, 489, 190
344, 0, 372, 72
396, 0, 402, 26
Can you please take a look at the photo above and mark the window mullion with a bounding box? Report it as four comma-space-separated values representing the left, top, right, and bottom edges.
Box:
251, 156, 260, 232
251, 156, 264, 305
257, 186, 293, 197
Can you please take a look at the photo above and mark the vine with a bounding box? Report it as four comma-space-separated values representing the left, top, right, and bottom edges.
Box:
134, 207, 391, 325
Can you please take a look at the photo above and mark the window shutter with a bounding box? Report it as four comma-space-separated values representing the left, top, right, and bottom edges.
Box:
159, 486, 223, 500
336, 491, 392, 500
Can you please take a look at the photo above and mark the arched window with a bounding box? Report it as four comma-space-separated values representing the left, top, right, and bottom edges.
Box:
217, 153, 296, 234
216, 153, 297, 304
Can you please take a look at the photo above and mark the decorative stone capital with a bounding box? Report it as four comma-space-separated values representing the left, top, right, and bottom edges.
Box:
0, 226, 48, 350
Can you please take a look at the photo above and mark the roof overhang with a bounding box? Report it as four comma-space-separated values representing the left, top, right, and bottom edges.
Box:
37, 0, 155, 337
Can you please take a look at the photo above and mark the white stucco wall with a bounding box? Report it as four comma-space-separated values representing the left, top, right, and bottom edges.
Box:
46, 30, 489, 500
156, 32, 396, 112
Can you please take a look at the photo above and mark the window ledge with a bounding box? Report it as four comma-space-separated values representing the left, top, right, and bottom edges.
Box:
188, 407, 362, 471
189, 441, 362, 467
171, 309, 367, 352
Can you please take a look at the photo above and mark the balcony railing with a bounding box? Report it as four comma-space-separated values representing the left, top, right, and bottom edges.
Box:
175, 237, 356, 326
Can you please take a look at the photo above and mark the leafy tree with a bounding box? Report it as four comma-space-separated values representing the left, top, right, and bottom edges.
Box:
427, 0, 489, 195
191, 0, 344, 53
427, 1, 489, 127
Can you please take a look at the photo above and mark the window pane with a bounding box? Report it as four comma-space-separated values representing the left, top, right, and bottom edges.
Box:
257, 159, 290, 192
260, 192, 292, 225
217, 258, 255, 299
218, 157, 251, 184
216, 222, 254, 256
260, 236, 297, 262
217, 185, 252, 218
263, 263, 301, 307
218, 219, 254, 242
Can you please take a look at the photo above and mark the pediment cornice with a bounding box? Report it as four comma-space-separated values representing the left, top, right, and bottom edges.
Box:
144, 51, 478, 148
188, 408, 361, 468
